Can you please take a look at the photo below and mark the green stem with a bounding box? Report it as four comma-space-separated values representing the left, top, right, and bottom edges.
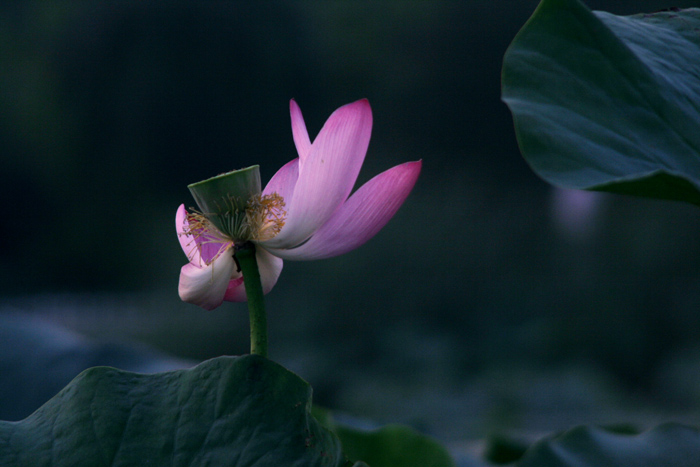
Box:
235, 242, 268, 358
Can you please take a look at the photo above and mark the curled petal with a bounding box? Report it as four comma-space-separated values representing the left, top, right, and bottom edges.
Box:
178, 244, 236, 310
223, 247, 284, 302
266, 160, 422, 260
264, 99, 373, 249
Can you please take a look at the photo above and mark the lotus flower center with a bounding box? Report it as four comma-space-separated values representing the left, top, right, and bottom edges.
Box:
185, 193, 286, 248
245, 193, 286, 242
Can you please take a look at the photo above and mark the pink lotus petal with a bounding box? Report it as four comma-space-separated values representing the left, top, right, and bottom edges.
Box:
290, 99, 311, 162
223, 247, 284, 302
263, 99, 373, 249
176, 204, 200, 264
178, 245, 236, 310
175, 204, 227, 265
262, 157, 299, 202
266, 160, 422, 260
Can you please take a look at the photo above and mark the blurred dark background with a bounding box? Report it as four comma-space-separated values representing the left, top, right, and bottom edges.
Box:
2, 0, 700, 445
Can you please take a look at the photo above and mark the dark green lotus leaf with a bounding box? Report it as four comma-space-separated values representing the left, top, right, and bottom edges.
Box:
313, 407, 455, 467
334, 424, 455, 467
517, 423, 700, 466
0, 355, 344, 466
502, 0, 700, 205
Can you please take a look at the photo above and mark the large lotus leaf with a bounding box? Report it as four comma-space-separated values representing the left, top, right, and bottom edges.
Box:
313, 407, 455, 467
517, 423, 700, 466
0, 355, 345, 466
334, 424, 455, 467
502, 0, 700, 205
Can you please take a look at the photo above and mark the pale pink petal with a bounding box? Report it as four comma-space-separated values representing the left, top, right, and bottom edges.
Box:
262, 157, 299, 202
176, 204, 200, 264
261, 101, 309, 203
290, 99, 311, 162
175, 204, 227, 265
263, 99, 373, 249
223, 247, 284, 302
266, 160, 422, 260
178, 244, 236, 310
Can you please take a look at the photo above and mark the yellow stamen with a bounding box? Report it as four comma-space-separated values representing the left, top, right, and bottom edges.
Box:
180, 211, 229, 265
246, 193, 287, 242
180, 193, 286, 258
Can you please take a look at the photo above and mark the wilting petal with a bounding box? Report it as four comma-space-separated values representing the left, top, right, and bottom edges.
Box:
223, 247, 284, 302
263, 157, 299, 202
264, 99, 373, 249
290, 99, 311, 162
266, 160, 422, 260
178, 245, 236, 310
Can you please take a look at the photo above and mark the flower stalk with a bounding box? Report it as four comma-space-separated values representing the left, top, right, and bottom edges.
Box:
235, 242, 268, 357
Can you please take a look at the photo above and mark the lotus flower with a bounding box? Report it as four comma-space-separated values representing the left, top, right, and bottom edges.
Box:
177, 99, 422, 310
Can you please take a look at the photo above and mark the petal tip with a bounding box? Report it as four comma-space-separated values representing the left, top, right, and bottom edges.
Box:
396, 160, 423, 180
327, 99, 373, 137
412, 159, 423, 172
345, 98, 372, 114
